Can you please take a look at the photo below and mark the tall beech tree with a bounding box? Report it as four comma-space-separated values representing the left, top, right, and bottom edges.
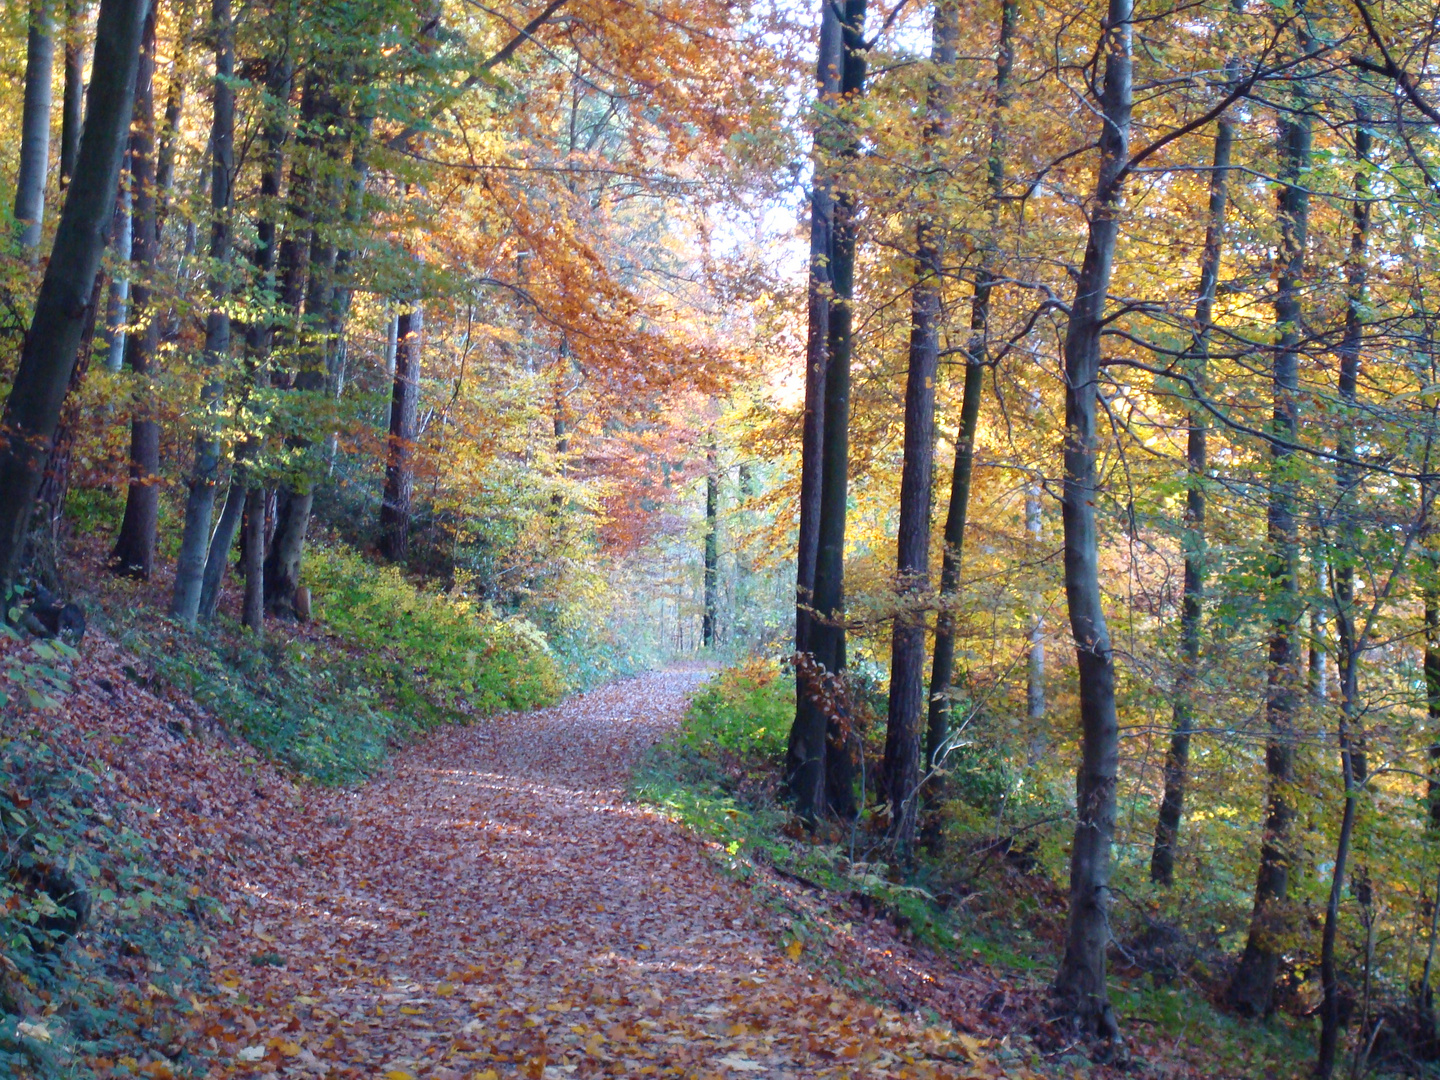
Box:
170, 0, 233, 625
1315, 111, 1375, 1079
786, 0, 843, 819
803, 0, 867, 823
0, 0, 149, 599
1053, 0, 1131, 1038
1230, 17, 1315, 1016
1149, 51, 1238, 888
881, 0, 957, 857
109, 4, 162, 580
926, 0, 1015, 772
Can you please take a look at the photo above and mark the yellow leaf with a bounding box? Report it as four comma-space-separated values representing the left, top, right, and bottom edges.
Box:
786, 939, 803, 961
386, 1071, 413, 1080
474, 1072, 500, 1080
399, 1005, 424, 1015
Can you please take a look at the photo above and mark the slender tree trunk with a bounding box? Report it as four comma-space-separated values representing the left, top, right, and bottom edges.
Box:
382, 311, 399, 429
103, 179, 132, 372
1025, 465, 1045, 723
0, 0, 148, 600
787, 0, 843, 819
379, 305, 422, 563
1310, 560, 1329, 700
1149, 79, 1235, 887
242, 484, 265, 634
806, 0, 867, 823
1053, 0, 1131, 1040
58, 0, 85, 192
1428, 563, 1440, 827
883, 0, 957, 858
109, 3, 160, 580
197, 472, 246, 621
170, 0, 233, 626
1230, 36, 1314, 1017
1316, 112, 1373, 1080
703, 440, 719, 648
15, 0, 55, 255
926, 0, 1015, 770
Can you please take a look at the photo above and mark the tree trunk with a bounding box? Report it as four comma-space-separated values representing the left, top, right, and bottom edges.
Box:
1149, 75, 1235, 887
786, 0, 843, 820
15, 0, 55, 255
806, 0, 867, 824
1428, 565, 1440, 827
1229, 39, 1313, 1018
1053, 0, 1131, 1040
170, 0, 233, 626
242, 485, 265, 635
102, 179, 132, 372
882, 0, 957, 859
379, 305, 422, 563
58, 0, 85, 191
703, 441, 719, 648
109, 3, 160, 580
264, 487, 313, 614
1316, 112, 1373, 1080
926, 0, 1014, 771
197, 471, 246, 622
1025, 465, 1045, 723
0, 0, 148, 600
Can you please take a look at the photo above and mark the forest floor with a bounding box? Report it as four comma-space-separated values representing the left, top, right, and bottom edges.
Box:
65, 650, 1017, 1079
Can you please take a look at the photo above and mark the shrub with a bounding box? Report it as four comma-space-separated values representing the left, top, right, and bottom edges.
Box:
680, 657, 791, 762
304, 542, 565, 717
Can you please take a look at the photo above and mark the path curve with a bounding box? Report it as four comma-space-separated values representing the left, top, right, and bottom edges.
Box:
200, 670, 987, 1078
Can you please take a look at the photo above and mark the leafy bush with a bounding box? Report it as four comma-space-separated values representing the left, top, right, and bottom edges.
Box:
679, 657, 791, 762
305, 542, 564, 716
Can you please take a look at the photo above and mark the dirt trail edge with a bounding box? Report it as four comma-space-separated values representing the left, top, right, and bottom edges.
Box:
161, 668, 1003, 1077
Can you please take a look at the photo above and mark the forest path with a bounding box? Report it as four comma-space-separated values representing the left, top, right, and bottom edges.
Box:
207, 669, 987, 1079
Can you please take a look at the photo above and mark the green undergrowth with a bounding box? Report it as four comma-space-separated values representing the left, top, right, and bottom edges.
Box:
631, 658, 956, 957
93, 536, 563, 786
0, 649, 213, 1078
633, 658, 1321, 1078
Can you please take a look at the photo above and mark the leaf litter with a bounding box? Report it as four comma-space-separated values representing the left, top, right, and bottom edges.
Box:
46, 639, 1018, 1078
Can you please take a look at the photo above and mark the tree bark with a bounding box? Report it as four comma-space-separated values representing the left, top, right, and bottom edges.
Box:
58, 0, 85, 192
1230, 34, 1313, 1017
703, 441, 719, 648
0, 0, 148, 600
805, 0, 867, 824
109, 3, 161, 580
926, 0, 1014, 772
102, 178, 132, 372
242, 485, 265, 635
170, 0, 234, 626
1025, 464, 1045, 723
379, 305, 422, 563
15, 0, 55, 255
882, 0, 957, 859
1053, 0, 1131, 1040
197, 472, 246, 621
786, 0, 843, 820
1316, 111, 1373, 1080
1149, 72, 1235, 887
